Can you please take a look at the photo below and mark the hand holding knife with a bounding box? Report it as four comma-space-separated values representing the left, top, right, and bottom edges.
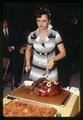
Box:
41, 69, 49, 78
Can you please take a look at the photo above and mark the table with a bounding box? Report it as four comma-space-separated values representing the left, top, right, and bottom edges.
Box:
3, 87, 80, 117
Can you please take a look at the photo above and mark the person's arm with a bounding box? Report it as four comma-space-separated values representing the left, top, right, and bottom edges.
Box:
47, 43, 66, 70
53, 43, 66, 61
25, 44, 32, 72
8, 28, 16, 53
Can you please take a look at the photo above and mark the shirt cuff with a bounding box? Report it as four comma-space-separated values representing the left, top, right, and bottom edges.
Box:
11, 46, 15, 50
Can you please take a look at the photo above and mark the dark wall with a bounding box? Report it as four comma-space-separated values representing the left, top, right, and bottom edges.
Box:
3, 3, 80, 30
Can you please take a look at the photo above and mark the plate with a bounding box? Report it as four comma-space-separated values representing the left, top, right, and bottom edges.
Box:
23, 80, 33, 86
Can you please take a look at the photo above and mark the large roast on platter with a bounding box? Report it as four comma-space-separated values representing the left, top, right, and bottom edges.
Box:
26, 78, 62, 96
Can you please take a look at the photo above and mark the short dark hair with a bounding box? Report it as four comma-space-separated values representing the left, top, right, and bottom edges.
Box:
35, 6, 51, 20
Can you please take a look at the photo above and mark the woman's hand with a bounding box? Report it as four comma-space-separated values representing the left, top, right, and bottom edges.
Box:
25, 64, 31, 73
46, 57, 55, 70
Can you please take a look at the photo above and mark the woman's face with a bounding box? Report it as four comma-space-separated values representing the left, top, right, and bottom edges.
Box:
36, 15, 50, 30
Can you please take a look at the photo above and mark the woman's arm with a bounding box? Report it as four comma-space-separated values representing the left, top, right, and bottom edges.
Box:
47, 43, 66, 70
25, 44, 32, 72
53, 43, 66, 61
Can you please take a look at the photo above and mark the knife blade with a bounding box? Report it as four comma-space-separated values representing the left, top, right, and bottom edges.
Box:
41, 70, 49, 78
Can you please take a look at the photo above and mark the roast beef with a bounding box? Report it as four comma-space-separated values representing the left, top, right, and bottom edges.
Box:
31, 78, 62, 96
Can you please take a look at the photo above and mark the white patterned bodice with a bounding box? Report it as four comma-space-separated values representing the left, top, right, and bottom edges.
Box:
27, 28, 62, 81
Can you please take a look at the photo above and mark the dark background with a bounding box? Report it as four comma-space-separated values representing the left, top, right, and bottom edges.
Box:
2, 2, 80, 86
3, 2, 80, 32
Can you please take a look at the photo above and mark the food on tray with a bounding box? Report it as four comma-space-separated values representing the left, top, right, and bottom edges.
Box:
26, 78, 62, 96
3, 99, 56, 117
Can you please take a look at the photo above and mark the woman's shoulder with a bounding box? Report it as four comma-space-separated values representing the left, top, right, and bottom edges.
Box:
48, 29, 59, 38
29, 30, 38, 39
51, 29, 59, 34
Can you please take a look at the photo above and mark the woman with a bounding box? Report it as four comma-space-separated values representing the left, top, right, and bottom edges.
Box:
25, 7, 66, 81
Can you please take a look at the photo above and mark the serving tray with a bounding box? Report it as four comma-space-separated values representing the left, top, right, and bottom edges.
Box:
9, 85, 70, 106
3, 98, 57, 117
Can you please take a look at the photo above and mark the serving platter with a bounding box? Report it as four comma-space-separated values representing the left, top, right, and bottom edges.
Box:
8, 83, 70, 106
3, 98, 57, 117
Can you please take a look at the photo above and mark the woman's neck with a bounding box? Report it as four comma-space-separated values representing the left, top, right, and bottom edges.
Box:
38, 28, 48, 35
38, 30, 48, 41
